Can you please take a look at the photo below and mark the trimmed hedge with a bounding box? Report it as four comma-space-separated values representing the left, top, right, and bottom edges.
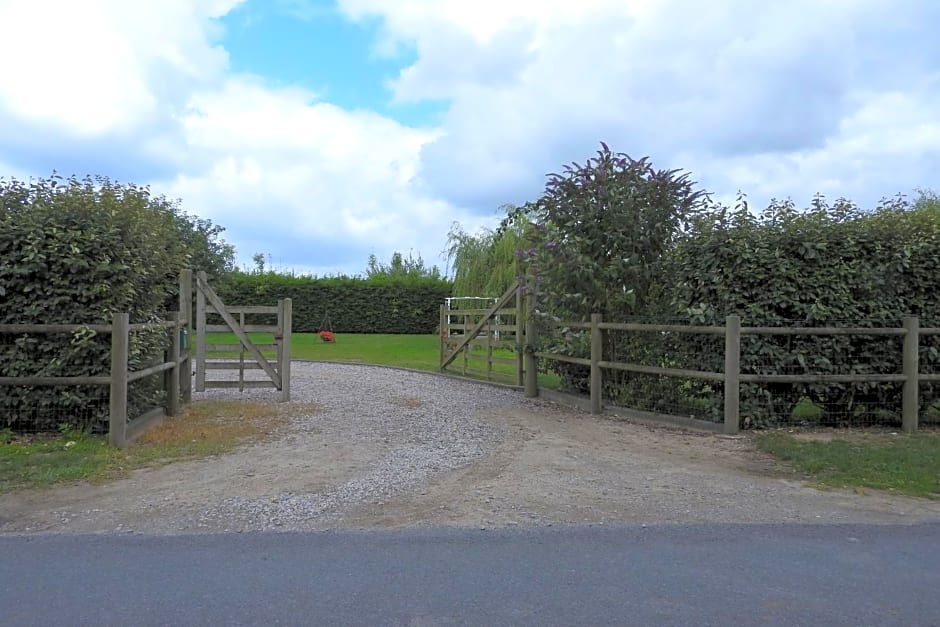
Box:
666, 194, 940, 426
216, 272, 452, 334
1, 175, 232, 432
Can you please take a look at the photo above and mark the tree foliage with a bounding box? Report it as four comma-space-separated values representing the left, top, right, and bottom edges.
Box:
516, 143, 709, 397
444, 205, 533, 298
366, 250, 442, 280
494, 142, 940, 428
523, 143, 709, 320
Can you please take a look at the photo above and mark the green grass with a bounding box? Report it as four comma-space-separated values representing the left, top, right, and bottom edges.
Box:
755, 431, 940, 498
205, 332, 560, 387
0, 429, 115, 492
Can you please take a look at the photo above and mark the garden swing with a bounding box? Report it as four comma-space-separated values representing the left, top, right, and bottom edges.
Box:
319, 313, 335, 343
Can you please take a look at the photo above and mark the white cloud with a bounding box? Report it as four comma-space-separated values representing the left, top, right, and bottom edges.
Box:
0, 0, 479, 275
340, 0, 940, 211
161, 77, 478, 271
2, 0, 939, 278
0, 0, 236, 138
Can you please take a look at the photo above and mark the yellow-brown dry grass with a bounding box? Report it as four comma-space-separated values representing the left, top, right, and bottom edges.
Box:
1, 400, 321, 493
133, 400, 320, 463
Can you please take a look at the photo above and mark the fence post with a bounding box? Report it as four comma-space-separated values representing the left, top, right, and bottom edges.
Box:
439, 304, 446, 368
486, 315, 494, 381
280, 298, 292, 402
195, 271, 207, 392
723, 315, 741, 435
178, 269, 192, 404
515, 286, 524, 387
109, 312, 130, 447
167, 312, 181, 416
524, 280, 539, 398
903, 315, 919, 433
590, 313, 603, 414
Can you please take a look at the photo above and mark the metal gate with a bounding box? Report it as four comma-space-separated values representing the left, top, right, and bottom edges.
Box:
188, 270, 292, 401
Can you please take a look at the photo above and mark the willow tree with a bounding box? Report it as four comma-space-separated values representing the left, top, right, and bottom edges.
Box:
444, 205, 533, 297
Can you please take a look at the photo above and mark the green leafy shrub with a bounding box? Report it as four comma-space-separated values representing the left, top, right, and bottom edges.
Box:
519, 143, 710, 399
669, 192, 940, 426
0, 174, 233, 432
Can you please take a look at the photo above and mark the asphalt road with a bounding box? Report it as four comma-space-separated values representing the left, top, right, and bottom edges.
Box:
3, 523, 939, 626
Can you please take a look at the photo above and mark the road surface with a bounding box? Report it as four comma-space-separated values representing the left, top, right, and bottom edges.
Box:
3, 523, 938, 626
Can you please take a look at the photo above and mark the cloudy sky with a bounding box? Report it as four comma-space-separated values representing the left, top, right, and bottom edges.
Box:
1, 0, 938, 277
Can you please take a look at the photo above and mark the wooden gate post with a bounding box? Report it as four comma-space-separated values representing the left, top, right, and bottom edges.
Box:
439, 304, 446, 369
279, 298, 292, 402
902, 316, 920, 433
195, 271, 207, 392
167, 311, 181, 416
590, 313, 603, 414
178, 270, 193, 403
515, 286, 524, 387
109, 312, 130, 447
524, 280, 539, 398
723, 315, 741, 435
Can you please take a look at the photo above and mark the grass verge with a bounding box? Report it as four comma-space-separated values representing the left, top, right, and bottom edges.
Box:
755, 431, 940, 498
0, 400, 319, 494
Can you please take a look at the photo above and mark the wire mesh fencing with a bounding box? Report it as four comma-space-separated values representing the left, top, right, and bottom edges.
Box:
0, 327, 112, 433
739, 319, 908, 428
1, 317, 185, 436
537, 317, 726, 424
535, 314, 938, 430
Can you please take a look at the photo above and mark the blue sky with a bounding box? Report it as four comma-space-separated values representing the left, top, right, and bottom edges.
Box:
222, 0, 446, 127
1, 0, 938, 280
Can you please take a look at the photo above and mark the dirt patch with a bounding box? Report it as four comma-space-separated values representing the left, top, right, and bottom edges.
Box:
343, 404, 939, 529
390, 396, 424, 409
1, 363, 938, 535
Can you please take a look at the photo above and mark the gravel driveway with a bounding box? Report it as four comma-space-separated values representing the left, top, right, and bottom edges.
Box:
2, 362, 938, 535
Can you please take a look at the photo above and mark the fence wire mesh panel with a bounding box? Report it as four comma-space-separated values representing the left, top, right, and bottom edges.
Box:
0, 383, 110, 434
919, 320, 940, 428
609, 321, 724, 424
539, 317, 725, 424
0, 327, 111, 433
740, 319, 908, 428
127, 324, 173, 422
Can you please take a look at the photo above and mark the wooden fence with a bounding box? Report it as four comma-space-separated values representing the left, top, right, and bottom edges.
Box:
439, 283, 525, 386
529, 314, 939, 435
0, 313, 191, 447
192, 268, 292, 400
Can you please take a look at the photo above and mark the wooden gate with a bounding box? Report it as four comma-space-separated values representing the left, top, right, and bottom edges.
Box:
439, 281, 525, 386
189, 271, 292, 401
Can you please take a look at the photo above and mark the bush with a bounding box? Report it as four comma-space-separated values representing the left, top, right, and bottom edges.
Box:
519, 143, 709, 397
668, 192, 940, 426
0, 175, 233, 432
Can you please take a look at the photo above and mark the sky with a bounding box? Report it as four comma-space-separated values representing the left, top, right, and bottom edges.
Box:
1, 0, 938, 278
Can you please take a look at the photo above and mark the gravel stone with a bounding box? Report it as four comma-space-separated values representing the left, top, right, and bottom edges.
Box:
193, 362, 518, 531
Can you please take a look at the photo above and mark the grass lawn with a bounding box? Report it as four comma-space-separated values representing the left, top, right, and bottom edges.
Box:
204, 332, 560, 387
755, 431, 940, 498
0, 400, 318, 493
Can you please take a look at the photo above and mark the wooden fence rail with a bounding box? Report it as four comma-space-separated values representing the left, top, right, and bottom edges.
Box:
0, 313, 191, 447
528, 314, 935, 435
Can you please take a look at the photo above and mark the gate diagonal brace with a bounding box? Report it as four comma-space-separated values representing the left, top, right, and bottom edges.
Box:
197, 274, 281, 388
